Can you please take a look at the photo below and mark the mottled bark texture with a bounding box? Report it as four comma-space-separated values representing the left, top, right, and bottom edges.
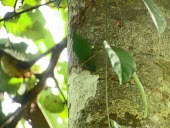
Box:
68, 0, 170, 127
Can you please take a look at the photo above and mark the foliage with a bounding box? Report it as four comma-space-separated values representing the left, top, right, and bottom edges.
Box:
72, 33, 96, 71
143, 0, 167, 33
103, 0, 167, 124
73, 34, 91, 61
43, 92, 65, 113
103, 41, 136, 85
0, 0, 68, 127
1, 0, 16, 6
38, 89, 68, 128
104, 41, 148, 118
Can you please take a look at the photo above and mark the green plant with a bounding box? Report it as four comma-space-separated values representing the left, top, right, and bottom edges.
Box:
103, 40, 148, 118
102, 0, 167, 126
72, 33, 96, 72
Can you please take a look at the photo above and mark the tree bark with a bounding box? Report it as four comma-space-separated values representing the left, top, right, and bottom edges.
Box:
68, 0, 170, 127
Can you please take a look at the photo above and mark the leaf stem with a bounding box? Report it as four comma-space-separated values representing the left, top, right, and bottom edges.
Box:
132, 72, 148, 118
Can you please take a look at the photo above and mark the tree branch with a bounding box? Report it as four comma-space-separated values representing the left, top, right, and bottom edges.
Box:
0, 37, 67, 70
52, 74, 67, 104
14, 0, 18, 13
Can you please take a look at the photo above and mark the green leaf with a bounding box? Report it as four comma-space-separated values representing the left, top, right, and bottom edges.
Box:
24, 10, 55, 50
0, 38, 10, 48
143, 0, 167, 33
1, 0, 15, 6
13, 42, 28, 53
5, 13, 32, 36
72, 34, 96, 72
60, 0, 68, 7
24, 0, 37, 6
43, 93, 65, 113
72, 34, 91, 61
0, 67, 20, 94
5, 10, 55, 50
54, 0, 62, 7
103, 41, 136, 85
38, 90, 68, 128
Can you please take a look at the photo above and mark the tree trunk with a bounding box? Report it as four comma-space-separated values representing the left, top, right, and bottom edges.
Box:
68, 0, 170, 127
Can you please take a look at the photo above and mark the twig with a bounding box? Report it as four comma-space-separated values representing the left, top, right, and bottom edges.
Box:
80, 50, 102, 67
0, 37, 67, 70
14, 0, 18, 13
22, 37, 67, 105
0, 1, 54, 22
0, 105, 26, 128
44, 38, 67, 73
52, 74, 67, 104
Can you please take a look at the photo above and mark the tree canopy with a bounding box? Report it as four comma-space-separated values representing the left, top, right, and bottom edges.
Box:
0, 0, 68, 127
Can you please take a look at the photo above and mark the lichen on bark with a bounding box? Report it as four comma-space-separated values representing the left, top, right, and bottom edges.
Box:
68, 70, 99, 128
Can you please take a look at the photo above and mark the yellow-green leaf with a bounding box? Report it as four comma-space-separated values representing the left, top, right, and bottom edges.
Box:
1, 0, 15, 6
